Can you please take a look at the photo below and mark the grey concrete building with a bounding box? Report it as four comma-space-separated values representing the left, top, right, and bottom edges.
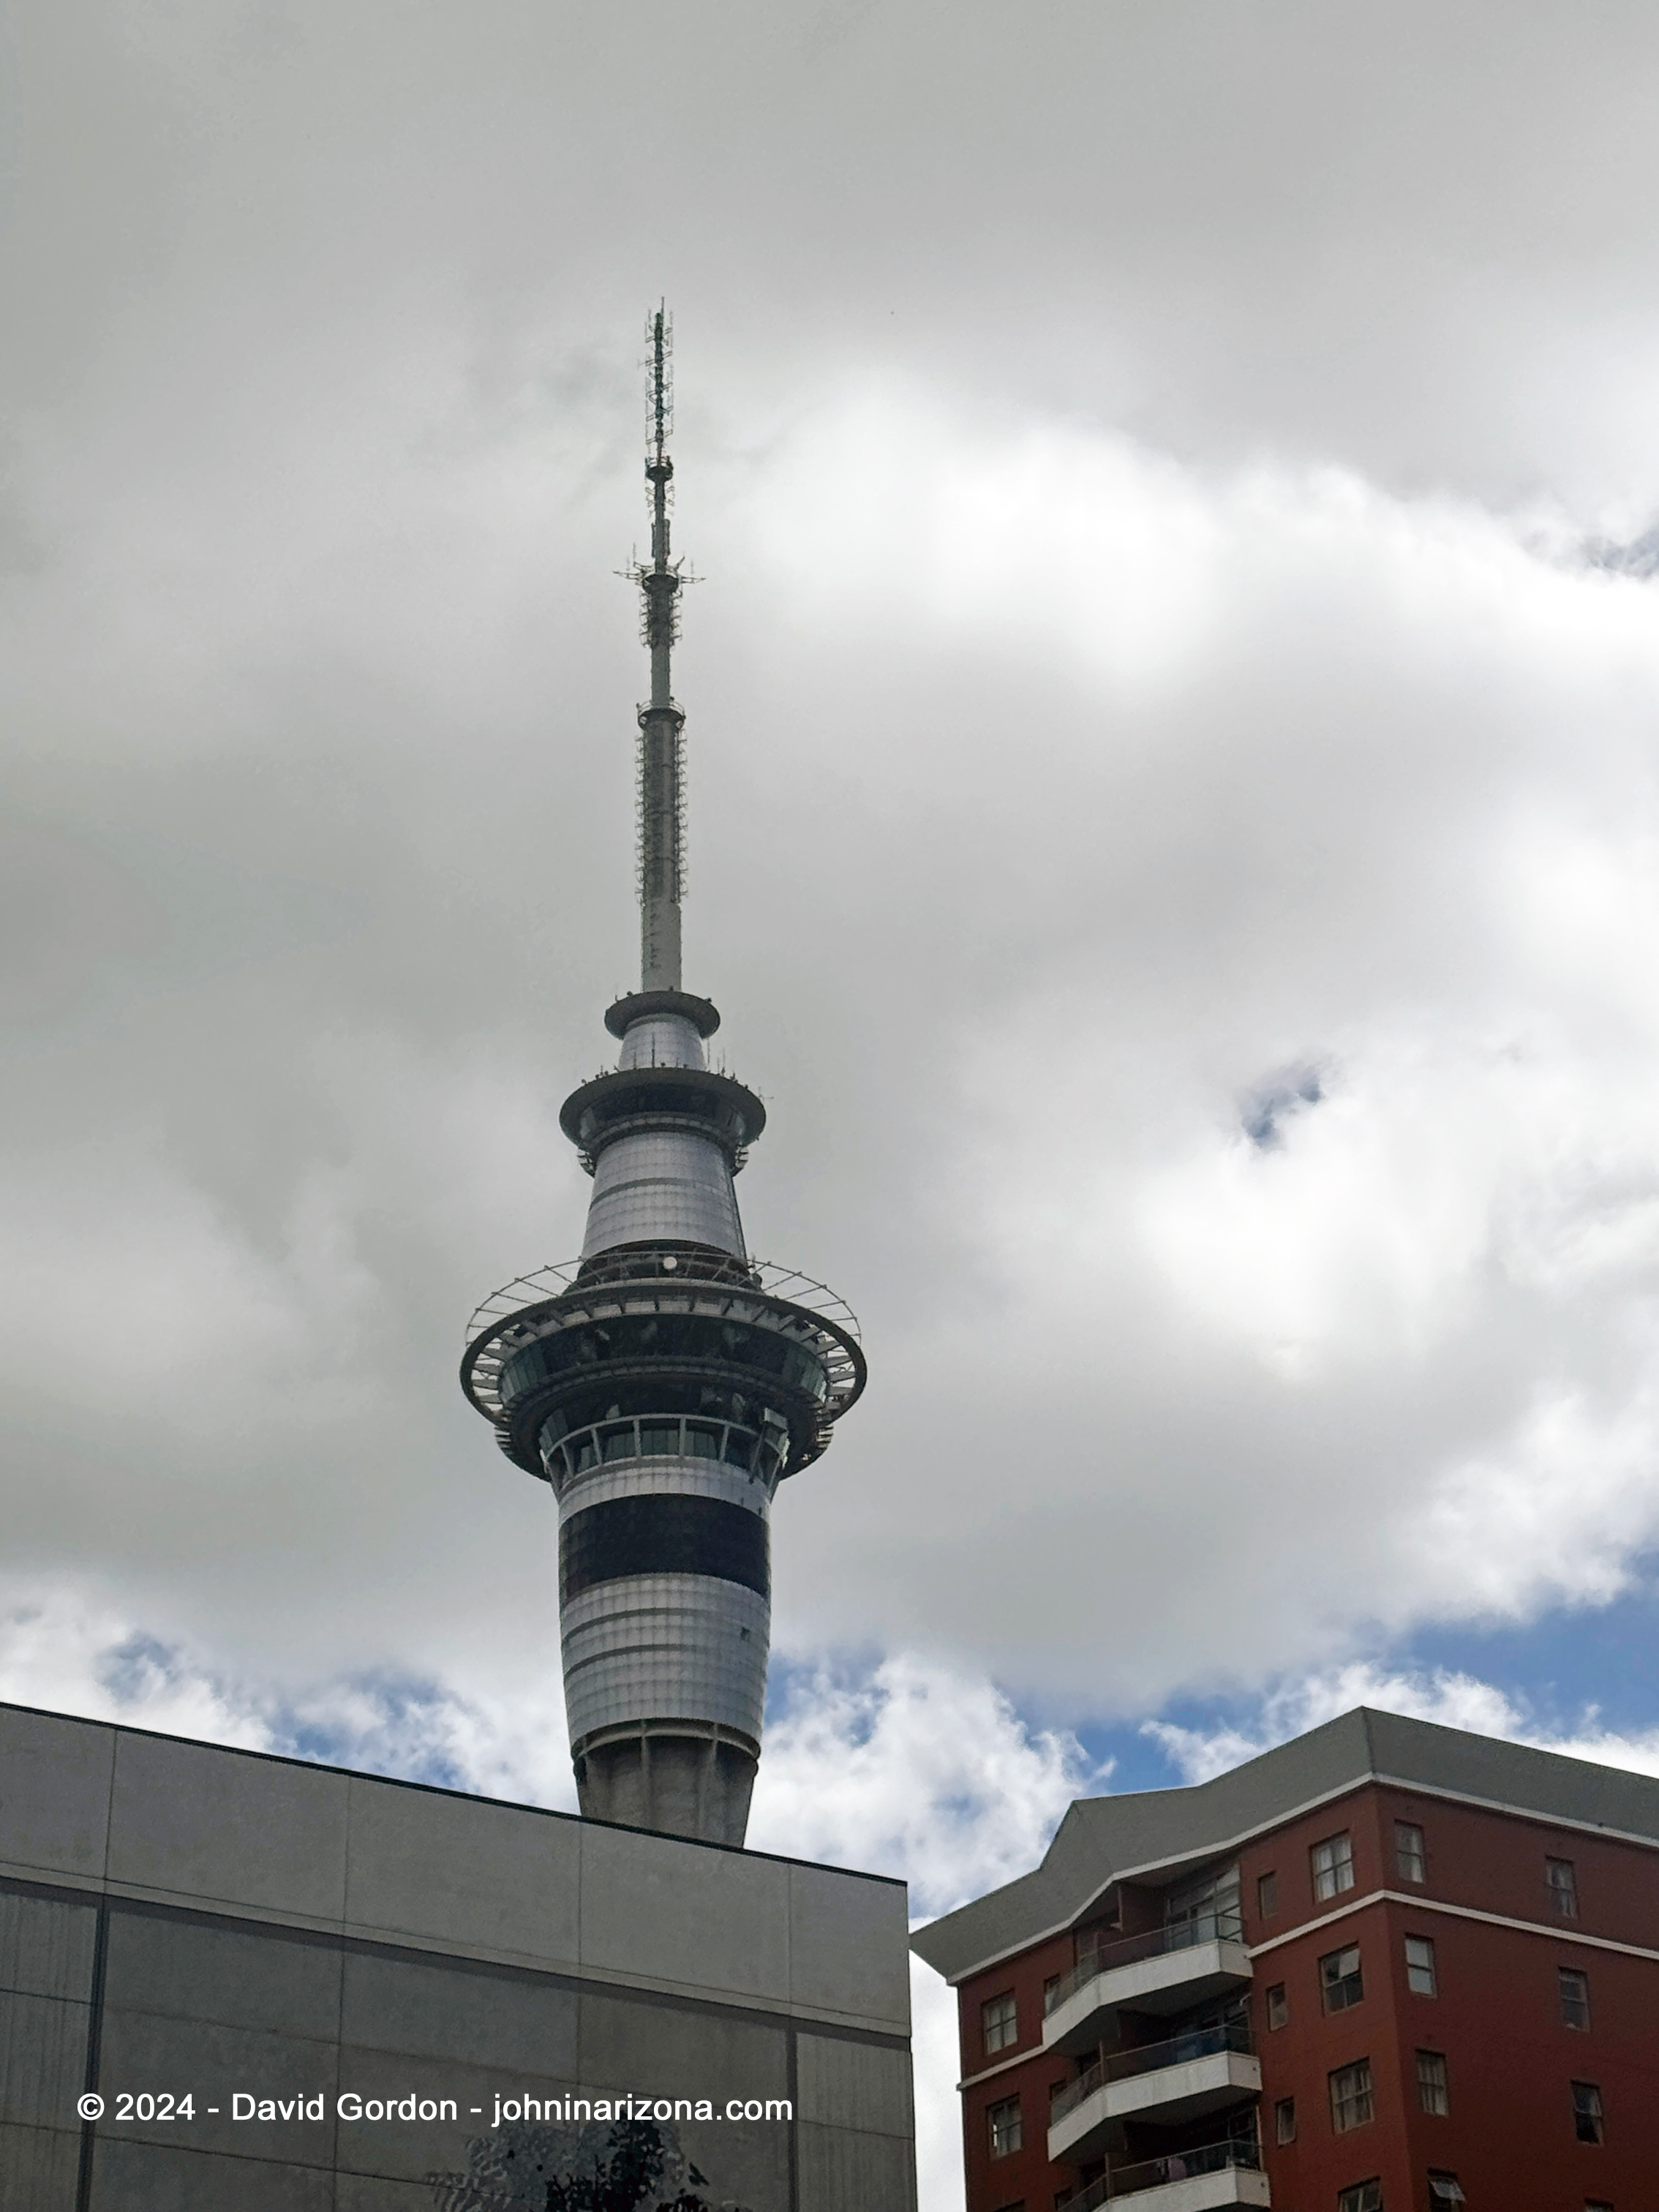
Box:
1, 1698, 916, 2211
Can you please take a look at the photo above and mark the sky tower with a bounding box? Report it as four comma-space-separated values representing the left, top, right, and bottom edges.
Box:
460, 312, 867, 1847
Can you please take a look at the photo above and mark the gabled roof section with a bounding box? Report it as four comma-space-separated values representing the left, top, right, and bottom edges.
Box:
910, 1706, 1659, 1984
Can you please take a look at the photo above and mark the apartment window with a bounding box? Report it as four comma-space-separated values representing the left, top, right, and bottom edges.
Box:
1548, 1856, 1580, 1919
1321, 1944, 1364, 2012
1336, 2183, 1382, 2212
1560, 1965, 1591, 2029
1394, 1821, 1426, 1883
1416, 2049, 1449, 2116
988, 2095, 1023, 2157
1274, 2096, 1296, 2145
1165, 1863, 1242, 1943
1404, 1936, 1437, 1995
1043, 1974, 1061, 2009
1426, 2177, 1466, 2208
1571, 2080, 1604, 2145
1265, 1982, 1288, 2029
1257, 1869, 1279, 1919
1330, 2059, 1374, 2133
982, 1991, 1018, 2055
1312, 1831, 1356, 1901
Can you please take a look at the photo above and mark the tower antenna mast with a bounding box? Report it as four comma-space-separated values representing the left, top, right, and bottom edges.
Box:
636, 304, 685, 993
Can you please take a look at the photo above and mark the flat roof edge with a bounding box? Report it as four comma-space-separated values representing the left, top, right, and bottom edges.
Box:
0, 1696, 907, 1889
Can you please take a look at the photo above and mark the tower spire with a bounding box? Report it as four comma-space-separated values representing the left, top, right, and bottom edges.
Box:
636, 304, 685, 993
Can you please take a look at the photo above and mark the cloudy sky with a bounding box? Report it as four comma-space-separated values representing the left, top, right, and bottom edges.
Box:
8, 2, 1659, 2200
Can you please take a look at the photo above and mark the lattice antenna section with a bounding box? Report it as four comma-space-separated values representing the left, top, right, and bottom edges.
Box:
631, 303, 688, 991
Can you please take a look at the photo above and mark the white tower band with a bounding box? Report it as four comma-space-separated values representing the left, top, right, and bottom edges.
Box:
462, 312, 866, 1846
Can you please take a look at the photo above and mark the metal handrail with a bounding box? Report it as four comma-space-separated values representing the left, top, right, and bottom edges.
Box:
1050, 2023, 1255, 2124
1066, 2137, 1263, 2210
465, 1252, 862, 1346
1045, 1913, 1246, 2014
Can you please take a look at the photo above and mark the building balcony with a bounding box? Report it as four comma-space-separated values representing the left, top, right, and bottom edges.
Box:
1066, 2140, 1270, 2211
1045, 1921, 1252, 2055
1047, 2025, 1261, 2167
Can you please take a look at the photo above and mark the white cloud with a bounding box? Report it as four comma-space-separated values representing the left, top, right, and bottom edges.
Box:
750, 1652, 1097, 1919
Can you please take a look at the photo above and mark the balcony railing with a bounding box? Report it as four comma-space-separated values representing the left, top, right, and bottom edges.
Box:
1045, 1915, 1246, 2014
1065, 2137, 1264, 2209
1050, 2023, 1255, 2125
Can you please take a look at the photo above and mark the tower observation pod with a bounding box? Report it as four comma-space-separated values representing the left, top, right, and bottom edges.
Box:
460, 312, 866, 1847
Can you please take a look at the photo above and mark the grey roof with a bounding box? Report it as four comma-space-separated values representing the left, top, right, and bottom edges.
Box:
911, 1706, 1659, 1983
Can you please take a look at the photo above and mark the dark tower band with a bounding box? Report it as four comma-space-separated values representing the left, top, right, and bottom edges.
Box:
460, 312, 865, 1846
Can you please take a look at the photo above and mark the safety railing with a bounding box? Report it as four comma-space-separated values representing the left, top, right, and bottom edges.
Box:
1050, 2023, 1254, 2124
1045, 1914, 1246, 2014
1065, 2136, 1263, 2208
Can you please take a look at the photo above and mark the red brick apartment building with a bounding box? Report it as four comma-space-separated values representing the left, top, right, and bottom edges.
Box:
911, 1707, 1659, 2212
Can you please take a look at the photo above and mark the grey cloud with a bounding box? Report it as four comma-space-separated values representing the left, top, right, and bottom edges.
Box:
6, 2, 1659, 1727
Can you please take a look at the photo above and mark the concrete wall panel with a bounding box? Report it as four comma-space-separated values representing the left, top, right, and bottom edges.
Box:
796, 2031, 914, 2137
333, 2176, 435, 2211
88, 2137, 334, 2211
0, 1993, 89, 2134
789, 1864, 911, 2031
340, 1950, 576, 2074
0, 1709, 112, 1884
797, 2118, 918, 2212
0, 1895, 97, 2004
332, 2050, 573, 2183
93, 2009, 337, 2166
579, 1823, 789, 2003
102, 1914, 340, 2039
676, 2113, 791, 2212
344, 1776, 581, 1968
108, 1737, 347, 1922
576, 1988, 788, 2104
0, 2121, 80, 2211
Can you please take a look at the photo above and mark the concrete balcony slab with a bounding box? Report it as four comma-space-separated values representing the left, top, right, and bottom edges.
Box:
1048, 2050, 1262, 2166
1092, 2168, 1270, 2211
1045, 1938, 1252, 2055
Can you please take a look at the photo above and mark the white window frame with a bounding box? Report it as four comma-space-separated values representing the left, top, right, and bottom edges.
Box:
982, 1990, 1018, 2055
1394, 1821, 1426, 1883
1329, 2058, 1374, 2133
988, 2094, 1023, 2158
1404, 1934, 1437, 1996
1311, 1830, 1355, 1902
